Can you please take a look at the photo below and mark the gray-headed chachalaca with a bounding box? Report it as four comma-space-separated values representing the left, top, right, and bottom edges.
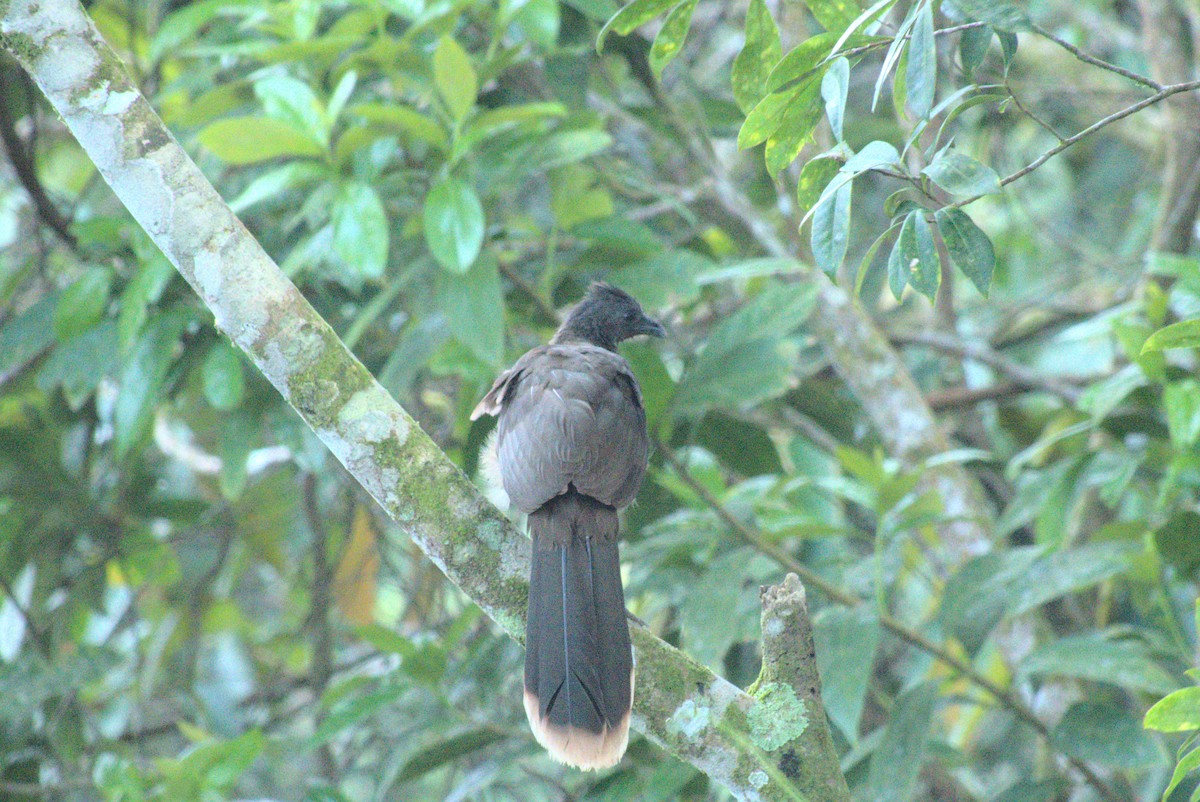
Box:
472, 283, 664, 769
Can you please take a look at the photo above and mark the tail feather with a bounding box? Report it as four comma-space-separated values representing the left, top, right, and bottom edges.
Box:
524, 490, 633, 770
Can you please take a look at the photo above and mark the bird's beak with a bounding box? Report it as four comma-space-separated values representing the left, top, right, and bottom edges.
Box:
639, 316, 666, 338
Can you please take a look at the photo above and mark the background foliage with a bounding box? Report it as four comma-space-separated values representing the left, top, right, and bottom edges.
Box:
2, 0, 1200, 799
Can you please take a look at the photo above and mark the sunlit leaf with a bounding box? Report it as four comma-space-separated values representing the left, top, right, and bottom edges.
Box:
434, 37, 477, 122
649, 0, 698, 77
731, 0, 782, 112
423, 176, 484, 273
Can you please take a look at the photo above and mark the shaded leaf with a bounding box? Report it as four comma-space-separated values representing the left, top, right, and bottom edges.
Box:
1020, 632, 1179, 696
54, 267, 112, 342
812, 180, 852, 276
1051, 702, 1161, 769
935, 207, 995, 296
814, 606, 878, 744
1005, 541, 1137, 617
868, 682, 936, 801
922, 151, 1002, 196
950, 0, 1030, 31
114, 314, 187, 459
435, 252, 504, 365
905, 0, 936, 117
202, 340, 246, 411
822, 57, 850, 140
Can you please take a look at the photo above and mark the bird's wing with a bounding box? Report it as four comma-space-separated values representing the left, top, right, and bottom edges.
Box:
492, 344, 648, 513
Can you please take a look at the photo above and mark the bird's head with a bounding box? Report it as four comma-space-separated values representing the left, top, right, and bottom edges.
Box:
557, 283, 666, 351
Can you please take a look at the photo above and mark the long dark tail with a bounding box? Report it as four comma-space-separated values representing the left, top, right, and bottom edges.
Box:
523, 490, 633, 770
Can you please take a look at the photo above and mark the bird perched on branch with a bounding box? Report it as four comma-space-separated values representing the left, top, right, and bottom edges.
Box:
472, 283, 665, 769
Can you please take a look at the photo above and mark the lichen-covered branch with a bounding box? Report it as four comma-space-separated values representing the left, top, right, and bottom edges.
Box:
0, 1, 846, 797
752, 575, 850, 802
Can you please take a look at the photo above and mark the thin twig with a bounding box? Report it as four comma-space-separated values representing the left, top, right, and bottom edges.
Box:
1031, 23, 1162, 90
654, 438, 1125, 802
984, 80, 1200, 196
1004, 79, 1065, 142
0, 67, 76, 247
303, 473, 339, 783
892, 330, 1083, 403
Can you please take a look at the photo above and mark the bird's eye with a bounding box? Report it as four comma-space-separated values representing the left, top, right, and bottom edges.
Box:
624, 310, 636, 321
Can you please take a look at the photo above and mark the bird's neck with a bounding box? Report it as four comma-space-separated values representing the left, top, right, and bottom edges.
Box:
551, 316, 618, 352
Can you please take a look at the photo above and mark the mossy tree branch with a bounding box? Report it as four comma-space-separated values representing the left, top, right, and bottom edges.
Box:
0, 0, 847, 797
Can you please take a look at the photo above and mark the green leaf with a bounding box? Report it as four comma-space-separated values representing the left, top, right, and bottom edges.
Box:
738, 84, 803, 151
908, 211, 940, 299
1143, 318, 1200, 352
959, 24, 992, 78
821, 57, 850, 140
905, 0, 936, 117
801, 140, 899, 227
1154, 511, 1200, 576
1160, 743, 1200, 802
765, 77, 825, 176
616, 248, 714, 308
796, 154, 843, 216
935, 207, 995, 296
1052, 702, 1161, 769
802, 0, 861, 33
115, 313, 187, 460
350, 103, 448, 150
922, 151, 1002, 196
1005, 542, 1138, 617
888, 211, 933, 300
695, 412, 783, 475
681, 548, 765, 666
433, 37, 477, 123
229, 162, 326, 213
332, 182, 389, 286
868, 682, 936, 801
766, 32, 840, 93
650, 0, 698, 77
814, 607, 878, 744
1165, 380, 1200, 447
254, 72, 327, 147
1020, 632, 1179, 696
198, 116, 324, 164
812, 181, 852, 276
598, 0, 679, 50
676, 283, 815, 412
534, 129, 614, 169
1145, 687, 1200, 732
37, 320, 119, 410
434, 253, 504, 366
54, 267, 112, 342
202, 341, 246, 411
423, 176, 484, 274
392, 728, 509, 783
0, 295, 55, 380
951, 0, 1030, 31
731, 0, 783, 113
